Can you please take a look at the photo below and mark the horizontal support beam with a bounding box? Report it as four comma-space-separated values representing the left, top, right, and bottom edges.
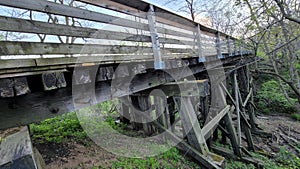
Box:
0, 16, 194, 46
158, 79, 210, 97
0, 41, 194, 55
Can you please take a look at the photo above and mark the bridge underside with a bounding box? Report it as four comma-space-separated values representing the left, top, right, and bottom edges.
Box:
0, 54, 252, 129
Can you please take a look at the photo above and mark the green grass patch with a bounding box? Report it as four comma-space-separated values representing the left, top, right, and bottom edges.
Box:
291, 113, 300, 121
30, 112, 87, 143
109, 148, 200, 169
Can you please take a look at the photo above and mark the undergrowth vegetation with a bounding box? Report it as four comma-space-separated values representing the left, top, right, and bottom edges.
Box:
255, 78, 298, 115
30, 101, 300, 168
109, 148, 201, 169
30, 112, 87, 143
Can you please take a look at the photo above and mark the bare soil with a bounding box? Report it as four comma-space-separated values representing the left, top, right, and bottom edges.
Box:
36, 139, 118, 169
255, 114, 300, 155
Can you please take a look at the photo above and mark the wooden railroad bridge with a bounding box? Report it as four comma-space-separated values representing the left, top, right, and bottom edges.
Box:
0, 0, 264, 168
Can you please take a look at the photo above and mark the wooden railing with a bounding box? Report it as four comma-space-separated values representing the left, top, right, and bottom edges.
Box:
0, 0, 250, 74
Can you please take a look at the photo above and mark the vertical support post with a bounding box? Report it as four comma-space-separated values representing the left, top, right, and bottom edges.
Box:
240, 39, 244, 56
233, 39, 238, 55
249, 92, 257, 130
120, 102, 131, 124
216, 32, 223, 59
130, 96, 144, 131
147, 5, 164, 69
234, 70, 241, 147
217, 85, 242, 157
245, 66, 257, 130
154, 96, 167, 131
227, 36, 232, 56
196, 24, 205, 62
246, 65, 250, 91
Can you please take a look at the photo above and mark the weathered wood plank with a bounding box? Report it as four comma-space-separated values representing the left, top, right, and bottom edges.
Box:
0, 66, 67, 77
77, 0, 147, 18
154, 96, 167, 133
141, 111, 222, 168
0, 127, 39, 169
0, 77, 30, 98
0, 79, 14, 98
42, 72, 66, 90
78, 0, 196, 32
0, 16, 194, 46
242, 88, 252, 107
0, 59, 36, 69
0, 0, 149, 31
0, 41, 195, 56
202, 105, 231, 139
234, 70, 242, 146
158, 79, 210, 97
119, 102, 131, 124
0, 52, 205, 69
148, 5, 164, 69
13, 77, 31, 96
0, 42, 150, 55
175, 97, 209, 154
0, 0, 196, 39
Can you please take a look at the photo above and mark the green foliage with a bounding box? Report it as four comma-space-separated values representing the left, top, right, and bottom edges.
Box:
295, 63, 300, 71
30, 112, 87, 143
256, 80, 297, 114
110, 148, 200, 169
291, 113, 300, 121
275, 146, 300, 168
226, 159, 255, 169
30, 100, 123, 144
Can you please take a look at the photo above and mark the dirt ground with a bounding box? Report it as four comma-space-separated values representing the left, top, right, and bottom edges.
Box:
36, 140, 118, 169
254, 114, 300, 155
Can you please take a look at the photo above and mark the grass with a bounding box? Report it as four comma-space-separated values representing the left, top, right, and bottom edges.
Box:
30, 112, 87, 143
291, 113, 300, 121
108, 148, 201, 169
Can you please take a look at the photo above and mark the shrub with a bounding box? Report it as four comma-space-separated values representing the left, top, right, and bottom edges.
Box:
291, 113, 300, 121
256, 80, 297, 114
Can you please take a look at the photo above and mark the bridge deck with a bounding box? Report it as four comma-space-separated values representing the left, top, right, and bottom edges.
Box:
0, 0, 249, 74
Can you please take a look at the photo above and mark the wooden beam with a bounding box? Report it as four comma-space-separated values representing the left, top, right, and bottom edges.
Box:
216, 32, 223, 59
158, 79, 210, 97
145, 113, 223, 168
0, 16, 194, 46
0, 127, 40, 169
148, 5, 164, 69
196, 24, 205, 62
234, 70, 242, 146
202, 105, 232, 139
242, 88, 252, 107
0, 41, 195, 56
175, 97, 209, 154
211, 146, 263, 168
0, 0, 149, 31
